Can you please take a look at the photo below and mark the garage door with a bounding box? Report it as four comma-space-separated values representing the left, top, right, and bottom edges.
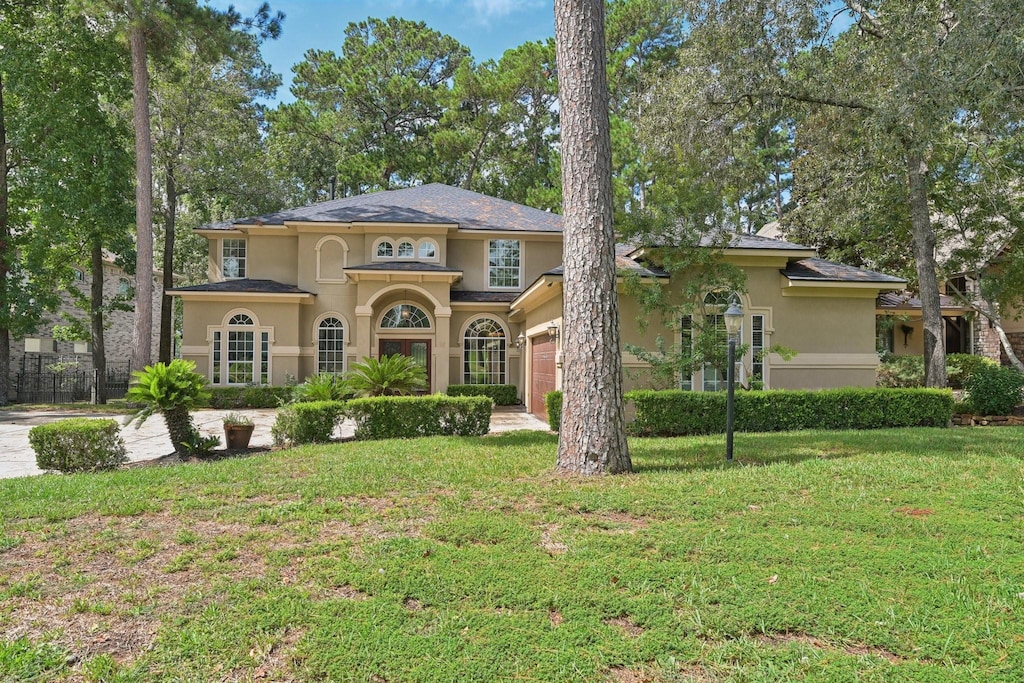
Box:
530, 338, 557, 419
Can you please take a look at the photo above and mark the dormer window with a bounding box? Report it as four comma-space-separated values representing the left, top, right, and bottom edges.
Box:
397, 240, 415, 258
376, 240, 394, 258
222, 238, 246, 279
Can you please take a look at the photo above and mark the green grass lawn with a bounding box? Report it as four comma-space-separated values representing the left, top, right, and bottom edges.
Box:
1, 427, 1023, 682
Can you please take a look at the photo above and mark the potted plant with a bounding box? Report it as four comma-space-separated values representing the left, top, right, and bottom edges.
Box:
222, 412, 255, 450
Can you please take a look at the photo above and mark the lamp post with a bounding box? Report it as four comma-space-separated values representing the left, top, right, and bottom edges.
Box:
724, 302, 743, 461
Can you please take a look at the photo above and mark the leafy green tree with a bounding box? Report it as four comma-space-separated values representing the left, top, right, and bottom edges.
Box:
72, 0, 283, 373
270, 17, 469, 198
646, 0, 1024, 387
150, 31, 282, 362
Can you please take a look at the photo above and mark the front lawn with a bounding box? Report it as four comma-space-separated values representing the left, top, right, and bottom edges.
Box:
2, 428, 1023, 681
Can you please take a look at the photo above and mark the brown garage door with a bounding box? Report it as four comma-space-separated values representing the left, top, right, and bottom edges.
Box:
530, 338, 556, 419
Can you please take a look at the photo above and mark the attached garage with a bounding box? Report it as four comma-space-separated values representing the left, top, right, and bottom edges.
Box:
530, 337, 557, 419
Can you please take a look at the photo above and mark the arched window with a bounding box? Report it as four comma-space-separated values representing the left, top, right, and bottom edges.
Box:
702, 291, 737, 392
397, 240, 415, 258
317, 317, 345, 374
418, 241, 437, 259
380, 304, 430, 329
376, 240, 394, 258
316, 236, 348, 282
463, 318, 506, 385
211, 312, 269, 385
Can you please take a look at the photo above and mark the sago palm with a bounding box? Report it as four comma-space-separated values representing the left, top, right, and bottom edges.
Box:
347, 355, 427, 397
126, 359, 211, 456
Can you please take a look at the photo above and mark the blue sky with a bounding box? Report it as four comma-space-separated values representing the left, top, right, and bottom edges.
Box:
207, 0, 556, 104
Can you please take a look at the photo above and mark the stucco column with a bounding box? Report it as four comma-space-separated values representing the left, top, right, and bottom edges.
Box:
355, 305, 372, 364
435, 306, 452, 393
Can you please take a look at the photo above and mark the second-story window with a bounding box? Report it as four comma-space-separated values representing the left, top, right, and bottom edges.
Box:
419, 241, 437, 259
222, 238, 246, 279
488, 239, 521, 289
397, 240, 415, 258
376, 240, 394, 258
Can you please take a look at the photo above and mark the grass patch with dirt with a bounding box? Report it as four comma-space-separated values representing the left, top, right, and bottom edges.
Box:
1, 427, 1023, 681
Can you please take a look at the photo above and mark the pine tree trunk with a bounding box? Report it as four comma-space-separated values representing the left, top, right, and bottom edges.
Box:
906, 150, 947, 388
553, 0, 631, 475
90, 239, 107, 404
130, 25, 154, 372
159, 163, 176, 363
0, 73, 10, 407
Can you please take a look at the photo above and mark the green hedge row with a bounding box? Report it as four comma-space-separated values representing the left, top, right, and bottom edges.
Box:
545, 391, 562, 432
346, 396, 492, 440
626, 388, 954, 436
445, 384, 519, 405
29, 418, 128, 473
202, 386, 294, 409
271, 400, 346, 446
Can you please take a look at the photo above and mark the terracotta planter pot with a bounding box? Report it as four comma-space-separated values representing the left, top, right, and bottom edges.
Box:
224, 424, 255, 450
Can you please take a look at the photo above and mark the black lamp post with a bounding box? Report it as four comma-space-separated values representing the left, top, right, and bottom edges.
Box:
724, 302, 743, 461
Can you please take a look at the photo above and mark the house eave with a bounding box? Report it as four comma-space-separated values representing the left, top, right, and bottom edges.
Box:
168, 291, 315, 304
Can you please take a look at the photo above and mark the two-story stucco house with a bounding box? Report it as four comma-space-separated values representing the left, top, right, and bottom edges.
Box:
171, 184, 907, 419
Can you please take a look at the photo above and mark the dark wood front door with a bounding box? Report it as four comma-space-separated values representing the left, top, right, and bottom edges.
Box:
379, 339, 431, 392
530, 338, 556, 419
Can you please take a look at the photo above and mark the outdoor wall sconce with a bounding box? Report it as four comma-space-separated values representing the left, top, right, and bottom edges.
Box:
547, 323, 559, 341
514, 332, 526, 348
900, 324, 913, 347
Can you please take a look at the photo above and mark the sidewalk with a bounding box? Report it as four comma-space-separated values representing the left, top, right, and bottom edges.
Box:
0, 406, 549, 479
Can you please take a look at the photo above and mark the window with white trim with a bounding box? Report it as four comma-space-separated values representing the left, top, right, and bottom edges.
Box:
380, 304, 430, 328
212, 313, 269, 385
418, 241, 437, 259
376, 240, 394, 259
317, 317, 346, 374
751, 314, 765, 387
72, 268, 85, 281
463, 318, 506, 385
488, 239, 521, 289
397, 240, 415, 258
679, 315, 693, 391
222, 239, 246, 278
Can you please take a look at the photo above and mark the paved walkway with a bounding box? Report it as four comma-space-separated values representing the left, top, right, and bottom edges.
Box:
0, 406, 549, 479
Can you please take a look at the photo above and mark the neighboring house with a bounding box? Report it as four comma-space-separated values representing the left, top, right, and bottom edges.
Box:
172, 184, 907, 419
12, 254, 165, 375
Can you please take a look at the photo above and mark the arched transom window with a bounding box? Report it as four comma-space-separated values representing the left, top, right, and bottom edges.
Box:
211, 313, 269, 385
397, 240, 415, 258
463, 318, 506, 385
376, 240, 394, 258
380, 304, 430, 329
317, 317, 346, 374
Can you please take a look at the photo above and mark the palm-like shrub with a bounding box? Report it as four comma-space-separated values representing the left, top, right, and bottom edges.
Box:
293, 372, 354, 402
347, 355, 427, 397
126, 360, 212, 456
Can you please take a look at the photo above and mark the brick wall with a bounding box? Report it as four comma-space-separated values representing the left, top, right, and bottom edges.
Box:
10, 262, 166, 374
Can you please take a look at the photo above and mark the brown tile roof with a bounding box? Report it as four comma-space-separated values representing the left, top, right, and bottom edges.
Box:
877, 291, 972, 311
782, 258, 906, 284
201, 184, 563, 233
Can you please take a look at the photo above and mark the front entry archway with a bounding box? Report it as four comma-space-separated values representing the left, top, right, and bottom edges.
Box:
379, 339, 431, 393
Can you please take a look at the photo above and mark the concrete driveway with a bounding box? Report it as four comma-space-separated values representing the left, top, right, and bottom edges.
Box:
0, 406, 548, 479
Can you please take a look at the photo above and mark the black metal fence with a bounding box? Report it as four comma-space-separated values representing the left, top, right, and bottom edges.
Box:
12, 361, 132, 404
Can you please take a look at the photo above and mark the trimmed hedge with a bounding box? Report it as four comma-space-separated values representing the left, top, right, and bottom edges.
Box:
446, 384, 518, 405
203, 386, 294, 409
545, 391, 562, 432
346, 395, 492, 440
626, 388, 954, 436
29, 418, 128, 473
271, 400, 346, 446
